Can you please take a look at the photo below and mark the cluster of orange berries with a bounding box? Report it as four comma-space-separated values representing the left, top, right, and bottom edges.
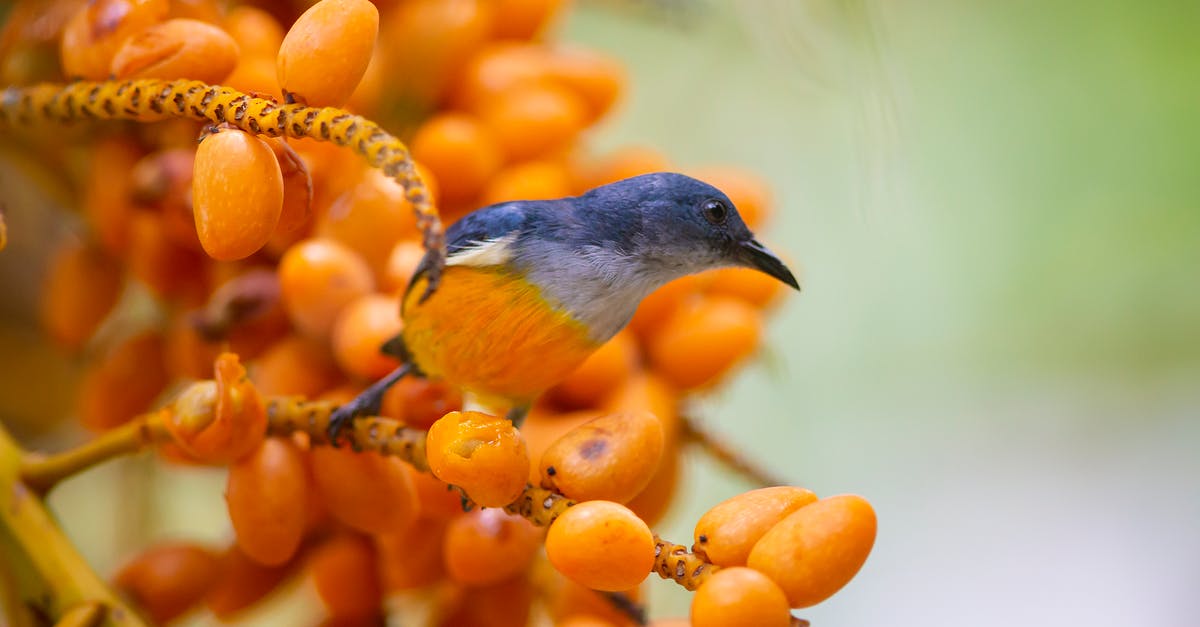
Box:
2, 0, 875, 625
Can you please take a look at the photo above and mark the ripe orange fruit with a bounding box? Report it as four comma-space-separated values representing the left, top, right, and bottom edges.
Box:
545, 500, 654, 592
110, 18, 238, 83
277, 239, 374, 339
226, 438, 308, 566
277, 0, 379, 107
693, 486, 818, 567
193, 128, 284, 261
539, 411, 664, 504
747, 494, 878, 608
690, 567, 791, 627
425, 411, 530, 507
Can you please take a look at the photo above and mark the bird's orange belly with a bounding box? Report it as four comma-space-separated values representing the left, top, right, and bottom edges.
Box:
401, 266, 599, 406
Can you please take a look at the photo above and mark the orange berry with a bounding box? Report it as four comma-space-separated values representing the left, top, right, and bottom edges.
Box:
688, 166, 773, 230
555, 616, 620, 627
693, 487, 818, 567
165, 353, 267, 464
747, 494, 877, 608
690, 567, 791, 627
167, 0, 221, 23
165, 313, 223, 380
39, 240, 124, 350
380, 240, 426, 294
481, 160, 572, 205
131, 148, 202, 252
60, 0, 170, 80
277, 0, 379, 107
425, 411, 529, 507
626, 274, 706, 343
316, 167, 418, 278
113, 542, 219, 624
600, 372, 680, 445
703, 265, 788, 309
481, 82, 587, 160
251, 334, 343, 397
539, 411, 664, 504
647, 296, 762, 390
547, 575, 644, 627
442, 575, 535, 627
443, 508, 541, 587
570, 145, 671, 193
310, 534, 382, 622
82, 136, 142, 256
226, 438, 308, 566
624, 447, 680, 528
411, 113, 503, 203
310, 445, 419, 535
127, 211, 207, 302
519, 409, 603, 483
550, 330, 638, 409
224, 54, 279, 96
410, 469, 465, 520
330, 293, 403, 380
264, 137, 314, 236
545, 501, 654, 592
222, 5, 284, 58
205, 544, 294, 619
78, 331, 168, 432
545, 47, 625, 123
492, 0, 565, 40
452, 43, 548, 113
379, 376, 462, 432
380, 0, 495, 106
111, 18, 238, 83
376, 517, 448, 591
193, 128, 284, 260
278, 239, 374, 339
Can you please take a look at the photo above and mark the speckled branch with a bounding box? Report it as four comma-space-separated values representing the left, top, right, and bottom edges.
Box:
0, 79, 444, 293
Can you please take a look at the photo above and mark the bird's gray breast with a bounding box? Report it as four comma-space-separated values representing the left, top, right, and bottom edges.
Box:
517, 240, 662, 343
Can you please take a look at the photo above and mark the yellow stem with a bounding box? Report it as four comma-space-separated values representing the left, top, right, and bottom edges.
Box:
19, 410, 169, 495
53, 602, 106, 627
0, 423, 147, 626
652, 535, 719, 591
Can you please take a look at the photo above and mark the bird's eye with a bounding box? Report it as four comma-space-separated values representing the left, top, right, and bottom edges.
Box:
702, 199, 728, 225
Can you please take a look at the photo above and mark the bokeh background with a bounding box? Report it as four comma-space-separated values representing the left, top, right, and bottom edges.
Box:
2, 1, 1199, 626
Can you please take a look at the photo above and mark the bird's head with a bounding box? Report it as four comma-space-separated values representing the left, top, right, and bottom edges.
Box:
577, 172, 800, 290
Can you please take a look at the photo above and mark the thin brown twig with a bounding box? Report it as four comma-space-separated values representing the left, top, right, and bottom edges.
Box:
680, 414, 788, 487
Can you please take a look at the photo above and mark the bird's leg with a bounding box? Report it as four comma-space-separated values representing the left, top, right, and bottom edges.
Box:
506, 404, 531, 428
327, 363, 413, 446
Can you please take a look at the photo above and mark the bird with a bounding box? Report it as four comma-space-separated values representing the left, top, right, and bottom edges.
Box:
327, 171, 800, 441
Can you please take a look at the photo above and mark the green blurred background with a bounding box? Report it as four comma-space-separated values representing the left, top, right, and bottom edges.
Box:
4, 1, 1200, 625
566, 0, 1200, 624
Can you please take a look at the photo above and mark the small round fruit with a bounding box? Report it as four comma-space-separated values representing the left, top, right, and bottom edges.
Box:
425, 411, 529, 507
193, 129, 283, 260
277, 0, 379, 107
277, 239, 374, 339
226, 438, 307, 565
690, 567, 791, 627
747, 494, 877, 608
443, 509, 541, 587
539, 411, 664, 503
693, 486, 817, 567
545, 500, 654, 592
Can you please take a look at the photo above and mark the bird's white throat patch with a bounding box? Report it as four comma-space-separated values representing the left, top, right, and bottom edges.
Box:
446, 232, 520, 268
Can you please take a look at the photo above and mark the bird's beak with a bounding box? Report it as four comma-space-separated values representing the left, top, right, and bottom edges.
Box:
738, 239, 801, 290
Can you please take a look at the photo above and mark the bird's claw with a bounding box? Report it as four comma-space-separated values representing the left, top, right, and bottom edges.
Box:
326, 396, 382, 448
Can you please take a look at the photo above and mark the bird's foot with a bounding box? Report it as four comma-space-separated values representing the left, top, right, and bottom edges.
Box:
327, 364, 412, 446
